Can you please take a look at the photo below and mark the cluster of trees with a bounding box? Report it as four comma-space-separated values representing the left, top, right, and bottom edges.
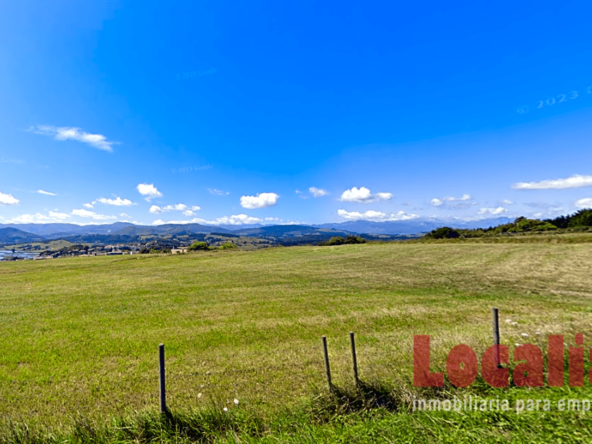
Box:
318, 235, 367, 246
425, 209, 592, 239
187, 241, 238, 251
545, 209, 592, 229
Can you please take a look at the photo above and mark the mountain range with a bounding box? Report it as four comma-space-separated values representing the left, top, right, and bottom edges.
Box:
0, 217, 513, 246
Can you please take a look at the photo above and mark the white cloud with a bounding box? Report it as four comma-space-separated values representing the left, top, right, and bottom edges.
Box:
478, 207, 508, 216
240, 192, 280, 209
150, 204, 200, 217
3, 211, 70, 224
430, 194, 472, 207
208, 188, 230, 196
0, 191, 19, 205
512, 174, 592, 190
203, 214, 262, 225
137, 183, 163, 201
295, 190, 308, 199
0, 158, 24, 164
71, 209, 117, 220
37, 190, 56, 196
83, 202, 95, 209
153, 214, 263, 226
575, 198, 592, 209
29, 125, 117, 152
120, 213, 132, 218
309, 187, 329, 197
337, 209, 419, 221
339, 187, 392, 204
500, 199, 514, 205
48, 211, 70, 221
97, 197, 134, 206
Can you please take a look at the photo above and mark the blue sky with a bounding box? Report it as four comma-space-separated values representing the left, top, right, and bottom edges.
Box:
1, 0, 592, 226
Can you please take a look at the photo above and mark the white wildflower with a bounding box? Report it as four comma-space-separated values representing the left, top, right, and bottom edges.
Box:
521, 333, 529, 338
234, 398, 239, 405
223, 407, 228, 412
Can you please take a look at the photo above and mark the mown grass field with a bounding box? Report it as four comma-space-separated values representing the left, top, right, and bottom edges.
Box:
1, 241, 592, 442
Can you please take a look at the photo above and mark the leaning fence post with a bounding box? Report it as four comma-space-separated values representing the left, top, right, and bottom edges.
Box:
492, 308, 501, 368
159, 343, 167, 413
322, 336, 332, 390
350, 332, 359, 386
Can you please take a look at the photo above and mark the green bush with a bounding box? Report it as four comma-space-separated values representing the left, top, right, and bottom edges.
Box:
187, 241, 210, 251
319, 235, 367, 246
219, 243, 238, 250
344, 235, 367, 244
425, 227, 460, 239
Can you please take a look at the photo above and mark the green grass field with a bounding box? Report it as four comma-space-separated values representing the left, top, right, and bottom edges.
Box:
2, 241, 592, 442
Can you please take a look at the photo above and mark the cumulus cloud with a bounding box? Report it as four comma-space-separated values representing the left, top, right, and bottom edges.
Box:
150, 204, 200, 217
71, 209, 117, 220
430, 194, 473, 208
97, 197, 134, 206
208, 188, 230, 196
575, 198, 592, 209
339, 187, 392, 204
29, 125, 117, 152
0, 191, 19, 205
309, 187, 329, 197
337, 209, 418, 221
137, 183, 163, 201
477, 207, 508, 216
512, 174, 592, 190
153, 214, 263, 226
83, 202, 95, 208
240, 192, 280, 209
2, 211, 70, 224
499, 199, 514, 205
37, 190, 56, 196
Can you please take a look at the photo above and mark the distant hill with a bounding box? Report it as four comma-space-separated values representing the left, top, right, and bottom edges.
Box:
0, 222, 135, 236
233, 225, 352, 237
315, 217, 514, 235
0, 228, 45, 244
113, 223, 230, 236
0, 218, 516, 243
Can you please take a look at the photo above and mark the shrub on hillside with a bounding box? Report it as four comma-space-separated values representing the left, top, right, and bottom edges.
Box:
318, 235, 367, 246
425, 227, 460, 239
490, 218, 557, 235
187, 241, 210, 251
219, 242, 238, 250
344, 235, 366, 244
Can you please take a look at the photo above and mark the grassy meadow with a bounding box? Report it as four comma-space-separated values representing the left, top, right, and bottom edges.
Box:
1, 240, 592, 442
